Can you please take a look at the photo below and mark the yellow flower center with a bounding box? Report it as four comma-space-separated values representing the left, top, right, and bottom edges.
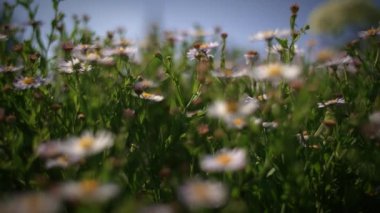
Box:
223, 69, 233, 77
193, 183, 208, 200
80, 180, 98, 193
232, 117, 245, 128
215, 153, 232, 166
141, 92, 153, 99
22, 77, 35, 85
226, 101, 238, 113
267, 64, 282, 77
78, 136, 94, 150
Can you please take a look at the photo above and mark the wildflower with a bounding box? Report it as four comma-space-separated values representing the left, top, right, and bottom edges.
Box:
0, 65, 23, 73
200, 148, 247, 172
187, 42, 219, 60
54, 180, 119, 203
97, 56, 115, 66
0, 193, 61, 213
251, 63, 301, 84
262, 121, 279, 129
58, 58, 92, 73
178, 179, 228, 209
321, 54, 357, 73
267, 44, 303, 55
317, 97, 346, 108
138, 91, 164, 102
0, 33, 7, 41
211, 67, 248, 78
133, 78, 158, 93
61, 130, 114, 160
103, 46, 138, 57
358, 27, 380, 39
13, 76, 43, 89
362, 111, 380, 140
45, 155, 74, 169
207, 96, 259, 129
249, 29, 290, 41
244, 50, 259, 65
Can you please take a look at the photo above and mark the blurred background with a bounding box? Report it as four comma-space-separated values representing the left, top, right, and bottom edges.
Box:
2, 0, 380, 50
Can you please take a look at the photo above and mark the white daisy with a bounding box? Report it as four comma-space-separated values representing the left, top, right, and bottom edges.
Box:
250, 29, 290, 41
0, 33, 7, 41
54, 180, 119, 203
102, 46, 138, 57
58, 58, 92, 73
62, 130, 114, 160
138, 91, 164, 102
207, 96, 259, 129
0, 193, 61, 213
251, 63, 301, 84
13, 76, 43, 89
178, 179, 228, 209
211, 67, 248, 78
200, 148, 247, 172
317, 97, 346, 108
0, 65, 23, 73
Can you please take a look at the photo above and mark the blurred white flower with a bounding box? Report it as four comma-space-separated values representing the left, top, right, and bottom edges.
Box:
211, 67, 248, 78
0, 65, 23, 73
0, 34, 7, 41
262, 121, 279, 129
103, 46, 138, 57
359, 27, 380, 39
0, 192, 61, 213
62, 131, 114, 160
317, 97, 346, 108
208, 96, 259, 129
178, 179, 228, 209
187, 42, 219, 60
58, 58, 92, 73
139, 91, 164, 102
251, 63, 301, 85
13, 76, 43, 89
200, 148, 247, 172
54, 180, 119, 203
250, 29, 290, 41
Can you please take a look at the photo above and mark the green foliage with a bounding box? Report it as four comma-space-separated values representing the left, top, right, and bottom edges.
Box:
0, 1, 380, 212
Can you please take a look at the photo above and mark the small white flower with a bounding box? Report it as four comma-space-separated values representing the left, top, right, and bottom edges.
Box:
358, 28, 380, 39
369, 112, 380, 124
58, 58, 92, 73
262, 121, 279, 129
0, 193, 61, 213
178, 179, 228, 209
54, 180, 119, 203
139, 91, 164, 102
250, 29, 290, 41
187, 42, 219, 60
200, 148, 247, 172
13, 76, 43, 89
208, 96, 259, 129
62, 131, 114, 160
317, 97, 346, 108
251, 63, 301, 84
0, 65, 23, 73
103, 46, 138, 57
211, 67, 248, 78
0, 33, 7, 41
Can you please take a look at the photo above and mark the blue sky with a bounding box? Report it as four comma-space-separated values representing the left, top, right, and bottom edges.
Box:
5, 0, 373, 51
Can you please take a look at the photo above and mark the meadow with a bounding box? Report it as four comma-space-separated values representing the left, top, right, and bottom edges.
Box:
1, 0, 380, 212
